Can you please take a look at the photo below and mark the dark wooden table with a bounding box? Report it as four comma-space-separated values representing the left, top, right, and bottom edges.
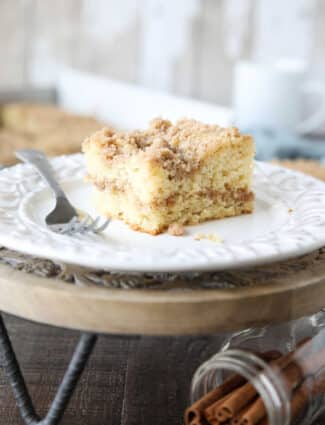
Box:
0, 315, 227, 425
1, 315, 324, 425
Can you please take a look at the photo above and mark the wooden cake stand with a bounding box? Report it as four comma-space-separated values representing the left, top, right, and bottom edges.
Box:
0, 247, 325, 425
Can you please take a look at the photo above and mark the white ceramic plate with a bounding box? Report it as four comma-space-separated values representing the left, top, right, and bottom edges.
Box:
1, 154, 325, 273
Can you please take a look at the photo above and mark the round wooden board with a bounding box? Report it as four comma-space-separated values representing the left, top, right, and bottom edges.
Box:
0, 254, 325, 336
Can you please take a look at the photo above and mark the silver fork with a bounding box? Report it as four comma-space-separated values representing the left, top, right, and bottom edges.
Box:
15, 149, 110, 235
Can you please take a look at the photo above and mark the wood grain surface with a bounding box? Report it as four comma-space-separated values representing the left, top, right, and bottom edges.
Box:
0, 315, 323, 425
1, 258, 325, 335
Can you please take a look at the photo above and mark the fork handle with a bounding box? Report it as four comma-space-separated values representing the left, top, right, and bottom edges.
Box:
15, 149, 67, 199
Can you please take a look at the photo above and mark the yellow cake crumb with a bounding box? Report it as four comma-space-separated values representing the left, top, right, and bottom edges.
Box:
167, 223, 185, 236
194, 233, 223, 243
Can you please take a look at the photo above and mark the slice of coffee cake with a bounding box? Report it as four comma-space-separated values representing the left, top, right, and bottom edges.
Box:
83, 118, 255, 235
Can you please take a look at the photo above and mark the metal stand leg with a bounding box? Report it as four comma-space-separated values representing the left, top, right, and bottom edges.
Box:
0, 314, 97, 425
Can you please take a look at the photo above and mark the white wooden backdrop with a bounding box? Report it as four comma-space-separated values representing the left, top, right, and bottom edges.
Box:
0, 0, 324, 105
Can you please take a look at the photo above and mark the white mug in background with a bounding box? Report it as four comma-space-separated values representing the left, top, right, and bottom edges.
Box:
233, 59, 325, 134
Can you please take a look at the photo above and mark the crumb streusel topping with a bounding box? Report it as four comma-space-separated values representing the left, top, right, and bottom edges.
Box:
83, 118, 251, 174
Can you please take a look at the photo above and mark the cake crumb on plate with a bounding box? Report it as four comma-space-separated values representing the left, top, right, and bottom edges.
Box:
168, 223, 185, 236
194, 233, 223, 243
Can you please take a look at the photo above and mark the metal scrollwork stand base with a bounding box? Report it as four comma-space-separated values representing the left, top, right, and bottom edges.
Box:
0, 313, 97, 425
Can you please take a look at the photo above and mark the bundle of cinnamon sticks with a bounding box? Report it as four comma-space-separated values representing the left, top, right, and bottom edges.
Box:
185, 340, 325, 425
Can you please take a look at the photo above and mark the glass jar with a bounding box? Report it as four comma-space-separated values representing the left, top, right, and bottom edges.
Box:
188, 311, 325, 425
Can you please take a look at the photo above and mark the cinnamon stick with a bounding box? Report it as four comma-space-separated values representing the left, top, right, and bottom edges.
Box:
226, 355, 308, 425
212, 351, 294, 422
290, 372, 325, 421
281, 361, 305, 391
209, 338, 310, 425
233, 365, 302, 425
230, 403, 257, 425
236, 396, 265, 425
290, 378, 313, 422
214, 381, 258, 422
258, 419, 268, 425
184, 374, 245, 425
204, 393, 233, 423
242, 362, 324, 425
314, 370, 325, 395
270, 337, 311, 370
185, 343, 318, 425
185, 351, 281, 425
